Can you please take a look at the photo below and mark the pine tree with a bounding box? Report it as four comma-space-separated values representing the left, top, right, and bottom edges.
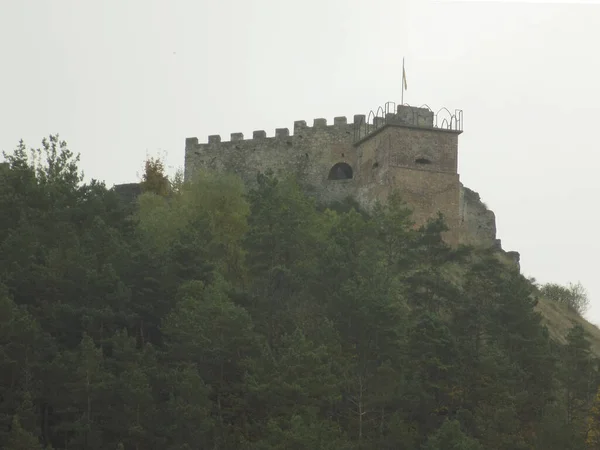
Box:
423, 419, 482, 450
586, 386, 600, 449
564, 324, 594, 425
6, 415, 43, 450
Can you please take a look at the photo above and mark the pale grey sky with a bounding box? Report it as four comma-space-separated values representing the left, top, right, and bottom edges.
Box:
2, 0, 600, 322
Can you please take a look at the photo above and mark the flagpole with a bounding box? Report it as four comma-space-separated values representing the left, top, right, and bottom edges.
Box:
401, 57, 405, 105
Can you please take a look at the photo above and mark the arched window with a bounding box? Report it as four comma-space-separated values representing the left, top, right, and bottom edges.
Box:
415, 157, 432, 165
328, 162, 353, 180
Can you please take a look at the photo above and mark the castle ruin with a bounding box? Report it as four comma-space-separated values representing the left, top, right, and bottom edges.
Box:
184, 102, 519, 265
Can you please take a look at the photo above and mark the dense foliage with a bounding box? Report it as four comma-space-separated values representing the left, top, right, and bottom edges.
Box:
1, 135, 600, 449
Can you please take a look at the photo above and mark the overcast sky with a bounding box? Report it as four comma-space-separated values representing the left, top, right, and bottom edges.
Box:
2, 0, 600, 323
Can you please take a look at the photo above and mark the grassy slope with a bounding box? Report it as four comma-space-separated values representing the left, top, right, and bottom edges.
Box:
536, 297, 600, 357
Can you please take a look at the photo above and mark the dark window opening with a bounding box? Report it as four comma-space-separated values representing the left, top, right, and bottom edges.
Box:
415, 158, 432, 165
328, 162, 353, 180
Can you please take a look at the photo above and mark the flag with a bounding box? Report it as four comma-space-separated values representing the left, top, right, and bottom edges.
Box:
402, 64, 407, 90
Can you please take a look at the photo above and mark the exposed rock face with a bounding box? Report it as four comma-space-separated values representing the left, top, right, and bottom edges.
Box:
459, 183, 520, 270
506, 251, 521, 267
458, 184, 497, 247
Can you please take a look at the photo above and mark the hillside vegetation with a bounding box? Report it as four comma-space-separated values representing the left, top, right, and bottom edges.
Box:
2, 135, 600, 449
537, 297, 600, 357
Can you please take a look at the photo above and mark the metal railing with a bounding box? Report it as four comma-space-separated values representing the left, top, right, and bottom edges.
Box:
353, 102, 463, 142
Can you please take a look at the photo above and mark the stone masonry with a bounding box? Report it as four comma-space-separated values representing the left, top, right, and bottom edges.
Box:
184, 103, 518, 263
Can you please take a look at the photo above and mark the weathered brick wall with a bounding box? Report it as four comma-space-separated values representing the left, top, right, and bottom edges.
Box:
343, 123, 461, 245
354, 125, 458, 174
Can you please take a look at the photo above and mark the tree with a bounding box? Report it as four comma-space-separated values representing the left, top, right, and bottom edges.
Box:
540, 282, 590, 316
243, 172, 324, 348
160, 363, 213, 450
0, 285, 44, 446
104, 330, 157, 450
162, 277, 259, 447
140, 156, 170, 197
586, 386, 600, 449
6, 415, 43, 450
422, 419, 482, 450
563, 324, 594, 425
244, 325, 347, 445
49, 334, 112, 450
250, 413, 353, 450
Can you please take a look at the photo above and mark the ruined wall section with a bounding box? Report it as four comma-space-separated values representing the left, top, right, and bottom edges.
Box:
458, 184, 521, 269
185, 116, 370, 205
458, 185, 497, 247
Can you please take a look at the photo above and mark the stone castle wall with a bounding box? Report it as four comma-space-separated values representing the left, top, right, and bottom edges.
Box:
184, 104, 514, 255
184, 116, 359, 206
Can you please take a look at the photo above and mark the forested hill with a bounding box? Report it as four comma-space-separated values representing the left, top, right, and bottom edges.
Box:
2, 136, 600, 450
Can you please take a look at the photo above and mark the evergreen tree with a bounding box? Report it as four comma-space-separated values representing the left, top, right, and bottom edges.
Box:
6, 415, 43, 450
586, 386, 600, 449
564, 324, 595, 426
422, 419, 482, 450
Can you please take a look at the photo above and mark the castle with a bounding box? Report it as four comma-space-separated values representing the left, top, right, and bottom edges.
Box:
184, 101, 519, 266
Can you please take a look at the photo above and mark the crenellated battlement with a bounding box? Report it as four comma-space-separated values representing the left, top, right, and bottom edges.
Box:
186, 103, 462, 148
187, 115, 364, 147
